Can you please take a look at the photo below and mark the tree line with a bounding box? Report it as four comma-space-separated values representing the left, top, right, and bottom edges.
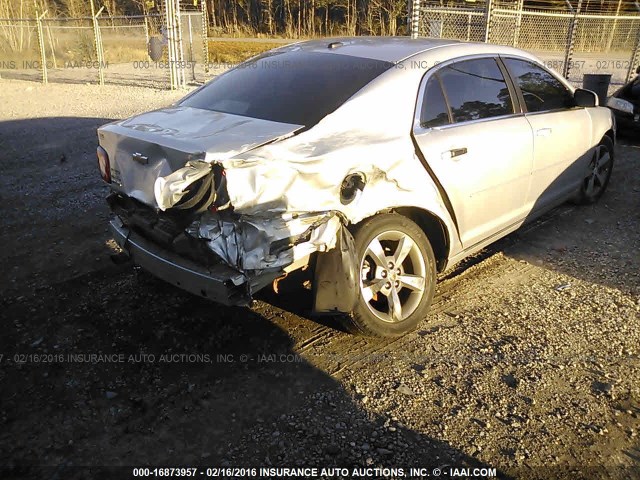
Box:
3, 0, 638, 38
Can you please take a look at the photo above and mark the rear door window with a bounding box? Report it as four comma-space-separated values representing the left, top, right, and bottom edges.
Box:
438, 58, 514, 123
420, 76, 451, 128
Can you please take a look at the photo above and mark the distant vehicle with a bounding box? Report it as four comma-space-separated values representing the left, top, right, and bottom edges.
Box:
97, 37, 615, 337
606, 65, 640, 133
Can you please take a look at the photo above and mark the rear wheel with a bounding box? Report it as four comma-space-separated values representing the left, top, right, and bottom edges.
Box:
576, 137, 614, 204
344, 213, 436, 337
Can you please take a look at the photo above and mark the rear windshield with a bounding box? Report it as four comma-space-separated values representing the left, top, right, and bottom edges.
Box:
179, 50, 394, 127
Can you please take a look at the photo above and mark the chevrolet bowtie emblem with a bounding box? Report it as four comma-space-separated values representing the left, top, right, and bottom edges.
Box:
132, 152, 149, 165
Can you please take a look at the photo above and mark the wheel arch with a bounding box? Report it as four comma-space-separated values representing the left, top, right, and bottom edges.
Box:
350, 207, 450, 273
603, 128, 615, 147
392, 207, 450, 272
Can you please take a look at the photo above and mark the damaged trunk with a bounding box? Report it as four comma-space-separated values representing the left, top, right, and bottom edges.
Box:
97, 106, 302, 208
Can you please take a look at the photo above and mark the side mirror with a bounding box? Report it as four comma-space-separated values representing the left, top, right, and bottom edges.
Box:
574, 88, 598, 107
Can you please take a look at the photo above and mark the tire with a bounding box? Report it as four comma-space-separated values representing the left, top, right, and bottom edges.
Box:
342, 213, 436, 337
575, 136, 614, 204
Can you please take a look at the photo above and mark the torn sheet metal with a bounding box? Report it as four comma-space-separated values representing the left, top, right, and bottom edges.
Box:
97, 107, 302, 208
100, 53, 462, 272
154, 160, 212, 211
214, 62, 459, 234
188, 211, 342, 272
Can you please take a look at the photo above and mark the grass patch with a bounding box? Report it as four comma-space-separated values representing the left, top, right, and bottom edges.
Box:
207, 41, 285, 64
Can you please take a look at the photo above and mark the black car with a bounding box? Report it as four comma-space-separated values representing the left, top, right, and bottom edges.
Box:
606, 65, 640, 132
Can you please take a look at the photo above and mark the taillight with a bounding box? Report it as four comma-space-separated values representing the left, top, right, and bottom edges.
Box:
97, 146, 111, 183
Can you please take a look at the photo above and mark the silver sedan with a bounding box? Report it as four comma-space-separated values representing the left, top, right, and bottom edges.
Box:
97, 37, 615, 337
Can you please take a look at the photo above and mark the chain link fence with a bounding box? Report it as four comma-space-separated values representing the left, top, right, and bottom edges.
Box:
0, 2, 209, 89
419, 0, 640, 92
420, 5, 487, 42
3, 1, 639, 92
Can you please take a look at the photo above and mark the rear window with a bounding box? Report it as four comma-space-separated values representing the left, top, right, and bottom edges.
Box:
179, 50, 394, 127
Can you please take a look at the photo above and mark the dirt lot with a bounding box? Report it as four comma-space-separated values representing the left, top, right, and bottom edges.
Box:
0, 79, 639, 480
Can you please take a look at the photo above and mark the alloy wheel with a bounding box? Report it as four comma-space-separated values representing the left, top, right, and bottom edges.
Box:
359, 230, 427, 323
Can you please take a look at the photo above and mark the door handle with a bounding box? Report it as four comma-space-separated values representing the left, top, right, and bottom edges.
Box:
536, 128, 552, 137
441, 147, 467, 160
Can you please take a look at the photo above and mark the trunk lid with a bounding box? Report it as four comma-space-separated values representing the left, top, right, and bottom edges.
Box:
98, 106, 302, 207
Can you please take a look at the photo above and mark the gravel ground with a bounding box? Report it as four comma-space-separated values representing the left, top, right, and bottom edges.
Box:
0, 79, 639, 480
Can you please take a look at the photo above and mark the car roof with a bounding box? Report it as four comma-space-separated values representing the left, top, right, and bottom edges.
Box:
286, 37, 460, 63
284, 36, 534, 64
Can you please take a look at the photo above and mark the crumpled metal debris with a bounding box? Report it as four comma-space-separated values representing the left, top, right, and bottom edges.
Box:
188, 211, 342, 271
154, 160, 212, 211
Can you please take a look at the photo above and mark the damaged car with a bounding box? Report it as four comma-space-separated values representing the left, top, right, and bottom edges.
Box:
606, 65, 640, 133
98, 37, 615, 337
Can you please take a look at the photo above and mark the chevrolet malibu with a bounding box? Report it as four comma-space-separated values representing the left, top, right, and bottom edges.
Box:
98, 37, 615, 337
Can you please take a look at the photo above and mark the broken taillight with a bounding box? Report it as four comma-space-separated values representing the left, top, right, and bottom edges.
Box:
97, 146, 111, 183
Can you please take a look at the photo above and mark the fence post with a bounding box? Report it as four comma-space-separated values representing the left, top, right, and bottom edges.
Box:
627, 30, 640, 83
409, 0, 420, 39
90, 0, 105, 86
164, 0, 186, 89
143, 15, 149, 49
606, 0, 623, 52
175, 0, 186, 88
45, 22, 57, 69
165, 0, 176, 89
513, 0, 525, 47
201, 0, 209, 73
35, 10, 48, 84
627, 4, 640, 83
562, 0, 581, 80
484, 0, 494, 43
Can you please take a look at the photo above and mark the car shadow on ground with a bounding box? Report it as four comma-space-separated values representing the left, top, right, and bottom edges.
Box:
501, 137, 638, 297
0, 116, 506, 477
0, 267, 504, 478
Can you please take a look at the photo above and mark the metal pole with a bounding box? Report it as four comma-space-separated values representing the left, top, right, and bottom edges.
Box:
90, 0, 105, 86
188, 12, 196, 82
46, 23, 57, 69
188, 13, 193, 61
143, 15, 149, 50
201, 0, 209, 73
96, 8, 105, 85
410, 0, 420, 39
513, 0, 525, 47
175, 0, 186, 88
562, 0, 582, 80
627, 28, 640, 83
606, 0, 623, 52
484, 0, 494, 44
35, 10, 48, 85
164, 0, 176, 89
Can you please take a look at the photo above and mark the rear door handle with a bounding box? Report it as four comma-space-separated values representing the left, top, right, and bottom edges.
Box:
536, 128, 552, 137
441, 147, 467, 160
